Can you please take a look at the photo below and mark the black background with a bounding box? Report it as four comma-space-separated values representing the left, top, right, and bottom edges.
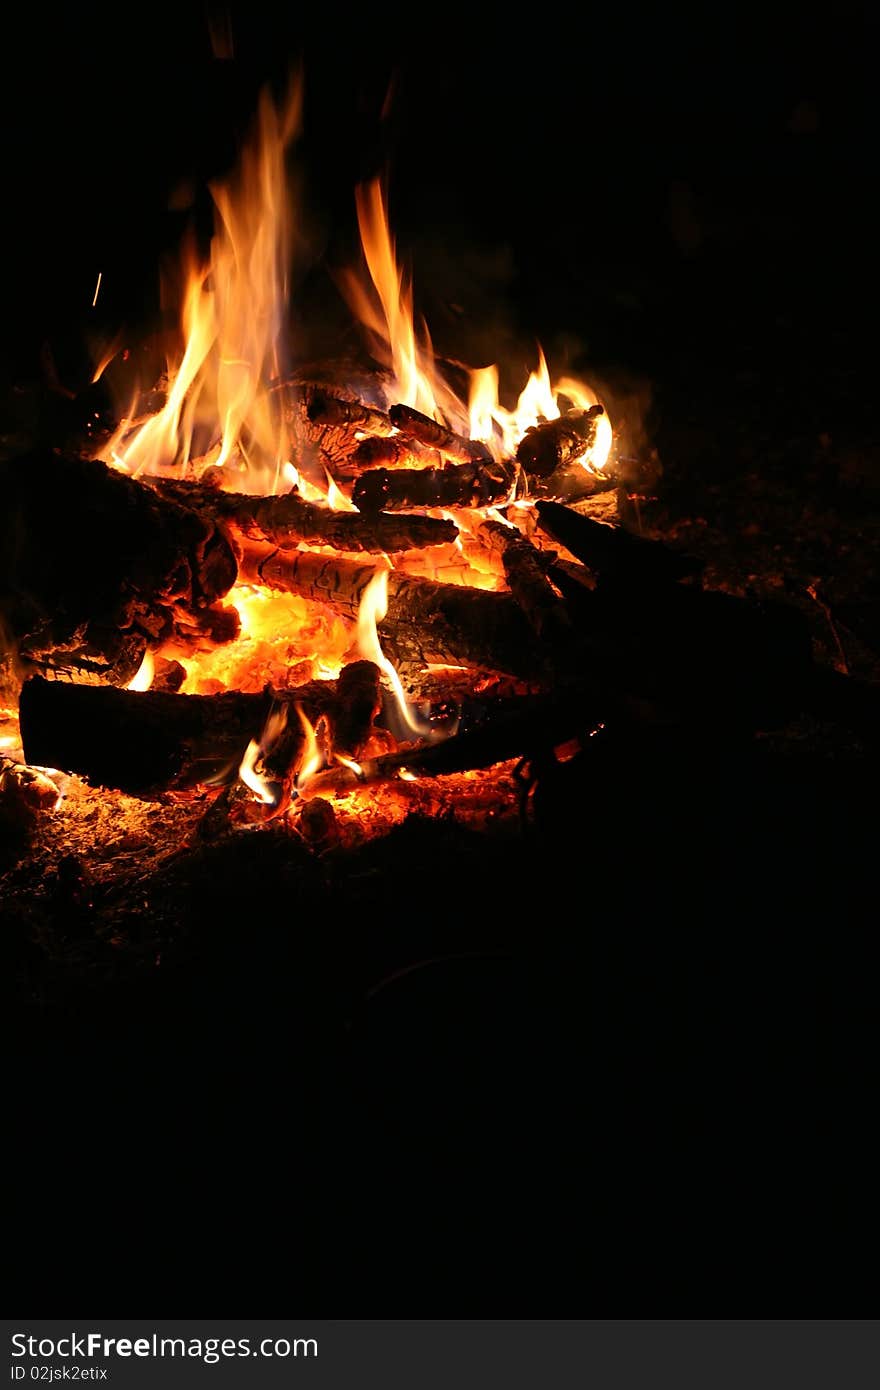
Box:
1, 2, 875, 390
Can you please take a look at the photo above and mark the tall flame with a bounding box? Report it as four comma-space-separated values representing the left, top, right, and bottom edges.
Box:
338, 179, 465, 427
341, 178, 613, 472
110, 84, 302, 490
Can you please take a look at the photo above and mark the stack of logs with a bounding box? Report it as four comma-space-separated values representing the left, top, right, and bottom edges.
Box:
3, 383, 877, 808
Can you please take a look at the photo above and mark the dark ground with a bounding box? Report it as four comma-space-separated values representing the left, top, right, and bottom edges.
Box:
3, 2, 879, 1312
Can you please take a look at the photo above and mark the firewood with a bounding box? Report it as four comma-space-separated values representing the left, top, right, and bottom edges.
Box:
535, 500, 702, 586
353, 458, 518, 513
145, 477, 458, 553
387, 404, 494, 465
351, 436, 440, 469
0, 451, 237, 687
516, 405, 605, 477
350, 453, 623, 513
301, 687, 606, 797
475, 519, 573, 644
18, 662, 381, 799
238, 545, 544, 680
305, 390, 395, 435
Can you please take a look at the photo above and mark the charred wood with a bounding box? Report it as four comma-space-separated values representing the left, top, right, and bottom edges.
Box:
387, 405, 493, 465
18, 662, 381, 799
306, 391, 395, 435
302, 687, 606, 797
0, 451, 237, 689
516, 405, 605, 477
145, 476, 458, 553
351, 436, 441, 470
476, 519, 573, 644
353, 458, 518, 513
536, 500, 702, 587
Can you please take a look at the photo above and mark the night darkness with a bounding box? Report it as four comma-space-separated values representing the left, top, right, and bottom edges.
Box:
4, 2, 879, 1315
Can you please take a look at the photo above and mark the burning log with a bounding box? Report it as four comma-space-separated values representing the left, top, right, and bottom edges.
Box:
387, 404, 494, 465
145, 477, 458, 553
302, 687, 605, 798
353, 458, 518, 513
475, 519, 573, 645
238, 545, 544, 679
516, 405, 605, 476
536, 500, 702, 587
0, 451, 237, 688
351, 436, 440, 470
305, 390, 395, 436
18, 663, 381, 799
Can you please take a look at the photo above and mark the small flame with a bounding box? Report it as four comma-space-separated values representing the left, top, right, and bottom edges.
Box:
126, 650, 155, 691
91, 333, 123, 384
238, 704, 289, 805
295, 703, 324, 787
356, 568, 431, 738
334, 752, 363, 777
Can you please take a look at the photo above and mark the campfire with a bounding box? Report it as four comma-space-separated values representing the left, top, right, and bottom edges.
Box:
0, 83, 872, 864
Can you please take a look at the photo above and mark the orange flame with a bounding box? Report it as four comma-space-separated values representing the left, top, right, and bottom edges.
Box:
107, 83, 302, 490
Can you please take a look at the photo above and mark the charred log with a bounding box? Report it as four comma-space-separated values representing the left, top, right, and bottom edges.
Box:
302, 687, 606, 797
536, 500, 702, 586
145, 477, 458, 553
18, 662, 381, 799
351, 436, 440, 470
351, 452, 628, 513
353, 458, 518, 513
0, 451, 237, 689
387, 404, 493, 465
476, 519, 573, 644
516, 405, 605, 477
306, 391, 395, 436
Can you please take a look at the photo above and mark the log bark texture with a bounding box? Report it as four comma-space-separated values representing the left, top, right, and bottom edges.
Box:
145, 477, 458, 553
19, 662, 380, 798
387, 404, 493, 465
516, 406, 605, 476
476, 519, 573, 644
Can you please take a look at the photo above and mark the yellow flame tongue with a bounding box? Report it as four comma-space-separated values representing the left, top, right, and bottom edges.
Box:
356, 568, 432, 738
